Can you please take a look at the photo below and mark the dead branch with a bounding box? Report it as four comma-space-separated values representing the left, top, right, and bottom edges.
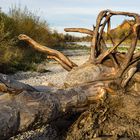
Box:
97, 13, 112, 47
121, 67, 137, 87
96, 31, 132, 64
90, 10, 140, 71
18, 34, 77, 71
64, 28, 94, 35
100, 38, 119, 68
90, 10, 108, 62
95, 13, 119, 68
107, 10, 140, 22
118, 24, 140, 77
63, 10, 140, 83
47, 55, 72, 71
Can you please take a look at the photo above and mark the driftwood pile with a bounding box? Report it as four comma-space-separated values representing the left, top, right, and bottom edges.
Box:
0, 10, 140, 140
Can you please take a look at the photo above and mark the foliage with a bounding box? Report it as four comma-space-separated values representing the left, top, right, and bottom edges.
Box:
105, 20, 135, 42
0, 7, 54, 73
0, 6, 89, 74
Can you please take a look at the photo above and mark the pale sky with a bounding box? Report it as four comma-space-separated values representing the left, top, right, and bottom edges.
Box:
0, 0, 140, 36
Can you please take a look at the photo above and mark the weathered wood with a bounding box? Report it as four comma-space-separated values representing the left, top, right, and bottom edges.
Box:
18, 34, 77, 71
0, 77, 109, 139
64, 28, 94, 35
0, 73, 37, 93
90, 10, 108, 62
96, 31, 132, 64
1, 10, 140, 139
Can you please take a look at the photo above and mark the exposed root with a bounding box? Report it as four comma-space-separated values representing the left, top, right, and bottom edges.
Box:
1, 9, 140, 139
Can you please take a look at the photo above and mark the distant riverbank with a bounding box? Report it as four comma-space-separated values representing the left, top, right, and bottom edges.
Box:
72, 42, 140, 52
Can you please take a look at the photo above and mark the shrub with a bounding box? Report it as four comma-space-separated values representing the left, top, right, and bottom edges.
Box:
0, 7, 51, 73
0, 6, 85, 74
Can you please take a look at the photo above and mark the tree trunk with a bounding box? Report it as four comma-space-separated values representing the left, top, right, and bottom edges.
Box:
0, 73, 109, 139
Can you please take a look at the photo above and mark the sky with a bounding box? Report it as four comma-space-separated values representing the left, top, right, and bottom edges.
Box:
0, 0, 140, 36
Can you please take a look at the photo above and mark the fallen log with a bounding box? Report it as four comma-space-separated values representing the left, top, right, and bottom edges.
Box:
1, 10, 140, 139
0, 76, 110, 139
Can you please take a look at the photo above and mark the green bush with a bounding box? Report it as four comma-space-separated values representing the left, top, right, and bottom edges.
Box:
0, 7, 53, 74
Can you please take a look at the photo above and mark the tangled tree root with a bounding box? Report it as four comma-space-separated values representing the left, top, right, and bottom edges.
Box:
66, 92, 140, 140
1, 9, 140, 139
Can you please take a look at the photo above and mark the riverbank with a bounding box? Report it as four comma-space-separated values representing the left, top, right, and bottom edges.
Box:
9, 49, 90, 89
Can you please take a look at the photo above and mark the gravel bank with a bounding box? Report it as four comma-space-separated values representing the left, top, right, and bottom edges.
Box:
10, 50, 89, 88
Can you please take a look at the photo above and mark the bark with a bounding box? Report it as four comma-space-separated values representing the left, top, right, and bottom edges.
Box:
0, 74, 109, 139
0, 74, 37, 93
1, 9, 140, 139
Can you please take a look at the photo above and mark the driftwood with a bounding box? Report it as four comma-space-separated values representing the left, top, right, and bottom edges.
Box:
1, 10, 140, 139
18, 34, 77, 71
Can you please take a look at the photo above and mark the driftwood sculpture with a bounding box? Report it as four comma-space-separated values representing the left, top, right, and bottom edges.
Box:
0, 10, 140, 139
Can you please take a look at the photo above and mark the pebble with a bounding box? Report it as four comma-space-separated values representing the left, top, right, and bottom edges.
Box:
9, 52, 89, 88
